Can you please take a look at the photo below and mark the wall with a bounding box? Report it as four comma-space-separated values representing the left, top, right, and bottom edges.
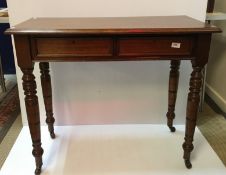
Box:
206, 0, 226, 113
6, 0, 208, 125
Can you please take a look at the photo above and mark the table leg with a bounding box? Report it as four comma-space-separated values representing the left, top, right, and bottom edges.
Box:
199, 65, 207, 112
166, 60, 180, 132
183, 60, 203, 169
39, 62, 55, 139
21, 66, 43, 175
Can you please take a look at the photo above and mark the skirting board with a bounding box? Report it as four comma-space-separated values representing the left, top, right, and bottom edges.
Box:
205, 83, 226, 114
0, 125, 226, 175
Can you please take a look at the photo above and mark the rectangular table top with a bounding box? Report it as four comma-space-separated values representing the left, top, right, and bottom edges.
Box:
6, 16, 221, 35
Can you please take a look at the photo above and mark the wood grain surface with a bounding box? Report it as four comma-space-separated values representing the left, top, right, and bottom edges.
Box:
5, 16, 221, 35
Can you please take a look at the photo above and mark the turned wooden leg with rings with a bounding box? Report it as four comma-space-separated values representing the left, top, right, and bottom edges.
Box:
183, 60, 204, 169
166, 60, 181, 132
21, 66, 44, 174
39, 62, 56, 139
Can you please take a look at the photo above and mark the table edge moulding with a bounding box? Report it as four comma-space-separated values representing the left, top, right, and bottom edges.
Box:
5, 16, 221, 174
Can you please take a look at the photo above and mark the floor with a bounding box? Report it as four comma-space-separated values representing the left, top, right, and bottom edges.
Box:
0, 74, 21, 168
0, 76, 20, 143
0, 79, 226, 173
1, 125, 226, 175
0, 75, 16, 99
197, 104, 226, 166
0, 115, 22, 168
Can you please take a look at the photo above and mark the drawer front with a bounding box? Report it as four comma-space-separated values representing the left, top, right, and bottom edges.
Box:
118, 37, 194, 56
33, 37, 113, 58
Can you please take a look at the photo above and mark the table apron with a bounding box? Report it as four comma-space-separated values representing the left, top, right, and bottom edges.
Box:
30, 36, 196, 61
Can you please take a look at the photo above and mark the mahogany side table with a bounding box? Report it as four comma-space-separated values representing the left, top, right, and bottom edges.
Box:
5, 16, 221, 174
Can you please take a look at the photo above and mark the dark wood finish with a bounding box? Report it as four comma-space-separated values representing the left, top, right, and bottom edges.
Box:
166, 60, 181, 132
39, 62, 55, 139
31, 37, 196, 62
33, 37, 113, 58
6, 16, 221, 174
5, 16, 221, 35
119, 37, 193, 57
31, 36, 195, 61
22, 67, 43, 175
14, 35, 44, 174
183, 60, 203, 169
207, 0, 215, 13
183, 34, 212, 169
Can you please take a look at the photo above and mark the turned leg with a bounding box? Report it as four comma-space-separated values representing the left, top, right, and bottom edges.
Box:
166, 60, 180, 132
183, 60, 203, 169
39, 62, 55, 139
21, 67, 43, 175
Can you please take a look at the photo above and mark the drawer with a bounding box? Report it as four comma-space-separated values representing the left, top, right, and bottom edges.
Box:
118, 37, 194, 56
32, 37, 113, 58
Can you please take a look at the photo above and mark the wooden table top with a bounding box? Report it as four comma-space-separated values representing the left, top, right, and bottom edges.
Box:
6, 16, 221, 35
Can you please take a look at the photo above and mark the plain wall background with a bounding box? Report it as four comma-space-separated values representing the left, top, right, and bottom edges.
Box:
206, 0, 226, 113
6, 0, 208, 125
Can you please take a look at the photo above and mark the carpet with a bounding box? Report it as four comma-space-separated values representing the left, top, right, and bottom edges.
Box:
0, 85, 20, 143
197, 104, 226, 167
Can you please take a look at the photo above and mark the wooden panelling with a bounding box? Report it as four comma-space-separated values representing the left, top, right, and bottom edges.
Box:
32, 37, 113, 58
118, 37, 194, 56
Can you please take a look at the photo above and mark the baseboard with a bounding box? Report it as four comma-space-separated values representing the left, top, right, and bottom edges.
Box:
205, 83, 226, 116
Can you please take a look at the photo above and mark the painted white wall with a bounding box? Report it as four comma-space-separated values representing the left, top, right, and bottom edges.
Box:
6, 0, 208, 125
206, 0, 226, 113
